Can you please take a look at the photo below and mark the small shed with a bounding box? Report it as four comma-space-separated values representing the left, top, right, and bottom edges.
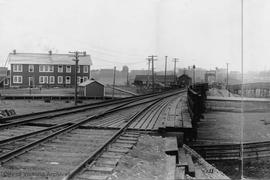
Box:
79, 79, 105, 98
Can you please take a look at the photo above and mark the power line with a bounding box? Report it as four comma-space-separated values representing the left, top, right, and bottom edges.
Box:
91, 55, 146, 65
68, 38, 149, 58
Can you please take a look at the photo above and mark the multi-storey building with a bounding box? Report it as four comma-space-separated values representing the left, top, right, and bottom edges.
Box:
8, 50, 92, 88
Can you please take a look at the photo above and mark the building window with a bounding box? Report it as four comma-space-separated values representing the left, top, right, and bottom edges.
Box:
49, 65, 54, 72
77, 66, 80, 73
39, 76, 43, 84
39, 65, 54, 72
83, 76, 88, 82
4, 79, 9, 85
49, 76, 55, 84
58, 65, 63, 73
39, 76, 48, 84
29, 65, 34, 72
13, 75, 22, 83
83, 66, 88, 73
13, 64, 23, 72
65, 76, 71, 84
66, 65, 71, 73
58, 76, 63, 84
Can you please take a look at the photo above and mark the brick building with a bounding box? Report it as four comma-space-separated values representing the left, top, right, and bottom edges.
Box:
8, 50, 92, 88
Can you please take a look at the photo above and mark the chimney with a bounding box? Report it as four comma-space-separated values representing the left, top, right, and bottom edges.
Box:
13, 49, 16, 54
48, 50, 52, 55
83, 51, 86, 56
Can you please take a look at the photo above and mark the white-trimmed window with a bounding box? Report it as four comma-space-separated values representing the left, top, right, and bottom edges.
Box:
49, 65, 54, 72
83, 66, 88, 73
83, 76, 88, 82
58, 76, 63, 84
39, 65, 54, 72
13, 64, 23, 72
39, 76, 48, 84
39, 76, 44, 84
49, 76, 55, 84
65, 76, 71, 84
29, 65, 34, 72
58, 65, 63, 73
66, 65, 71, 73
13, 75, 22, 83
77, 66, 80, 73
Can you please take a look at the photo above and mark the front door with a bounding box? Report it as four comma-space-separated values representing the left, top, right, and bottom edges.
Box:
29, 77, 34, 87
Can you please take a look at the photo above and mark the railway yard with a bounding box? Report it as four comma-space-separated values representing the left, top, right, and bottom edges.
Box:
0, 89, 217, 180
0, 87, 269, 179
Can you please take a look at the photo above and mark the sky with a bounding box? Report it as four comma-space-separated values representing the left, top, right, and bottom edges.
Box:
0, 0, 269, 72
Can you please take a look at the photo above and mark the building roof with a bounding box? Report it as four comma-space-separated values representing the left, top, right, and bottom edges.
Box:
79, 79, 104, 87
134, 75, 176, 83
178, 74, 192, 79
0, 67, 7, 77
8, 53, 92, 65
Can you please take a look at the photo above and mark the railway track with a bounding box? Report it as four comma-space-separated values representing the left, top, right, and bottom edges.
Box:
0, 90, 184, 179
0, 91, 175, 130
191, 140, 270, 160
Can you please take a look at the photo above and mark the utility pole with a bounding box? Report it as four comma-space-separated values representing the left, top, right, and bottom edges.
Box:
69, 51, 85, 105
126, 69, 129, 86
215, 67, 218, 82
164, 56, 168, 88
148, 55, 157, 93
192, 65, 196, 86
226, 63, 230, 97
172, 58, 179, 85
146, 58, 151, 89
112, 66, 116, 99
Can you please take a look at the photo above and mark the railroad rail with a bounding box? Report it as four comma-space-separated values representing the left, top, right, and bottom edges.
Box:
0, 91, 178, 130
0, 91, 172, 123
191, 140, 270, 160
0, 90, 185, 179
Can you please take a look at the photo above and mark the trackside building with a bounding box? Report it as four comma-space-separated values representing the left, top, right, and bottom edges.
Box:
8, 50, 92, 88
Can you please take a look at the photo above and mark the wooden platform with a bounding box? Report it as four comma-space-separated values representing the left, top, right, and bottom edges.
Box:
159, 96, 192, 131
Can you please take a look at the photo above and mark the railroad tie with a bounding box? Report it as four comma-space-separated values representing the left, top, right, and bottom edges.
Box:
78, 132, 140, 180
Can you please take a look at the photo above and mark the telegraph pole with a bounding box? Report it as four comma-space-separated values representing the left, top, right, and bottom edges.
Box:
69, 51, 85, 105
148, 55, 157, 93
126, 68, 129, 86
172, 58, 179, 85
146, 58, 151, 89
215, 67, 218, 82
164, 56, 168, 88
226, 63, 230, 97
112, 66, 116, 99
192, 65, 196, 86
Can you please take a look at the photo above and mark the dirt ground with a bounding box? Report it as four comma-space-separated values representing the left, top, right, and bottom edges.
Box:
194, 93, 270, 179
207, 88, 239, 97
111, 135, 167, 180
0, 87, 134, 98
0, 99, 102, 115
194, 110, 270, 179
194, 111, 270, 144
211, 157, 270, 179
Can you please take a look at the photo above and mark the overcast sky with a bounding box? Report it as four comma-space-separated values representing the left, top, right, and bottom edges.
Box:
0, 0, 269, 72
